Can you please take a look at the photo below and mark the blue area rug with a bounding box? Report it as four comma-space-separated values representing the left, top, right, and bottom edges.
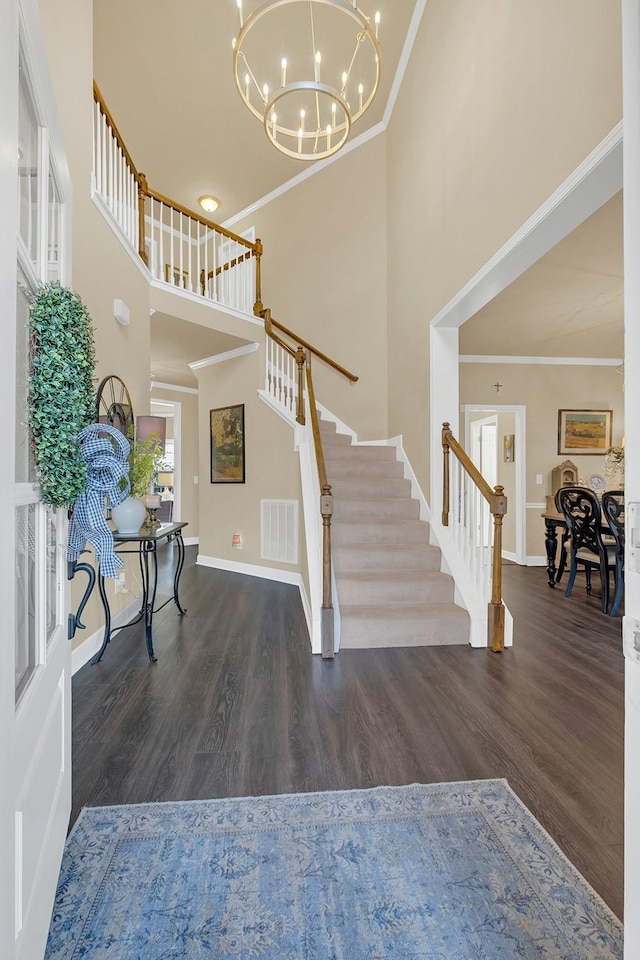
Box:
46, 780, 622, 959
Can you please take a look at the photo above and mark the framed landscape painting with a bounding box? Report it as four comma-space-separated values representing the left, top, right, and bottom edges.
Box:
210, 404, 245, 483
557, 409, 612, 456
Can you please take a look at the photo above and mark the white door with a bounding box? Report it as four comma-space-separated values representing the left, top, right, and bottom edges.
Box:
2, 5, 73, 957
470, 416, 497, 548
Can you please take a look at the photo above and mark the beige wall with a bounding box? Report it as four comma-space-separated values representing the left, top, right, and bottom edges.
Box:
152, 388, 199, 541
460, 363, 624, 558
39, 0, 152, 648
387, 0, 622, 493
196, 348, 308, 588
233, 136, 388, 441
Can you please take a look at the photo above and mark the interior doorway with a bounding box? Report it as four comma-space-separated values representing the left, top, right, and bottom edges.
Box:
150, 398, 181, 522
465, 404, 527, 565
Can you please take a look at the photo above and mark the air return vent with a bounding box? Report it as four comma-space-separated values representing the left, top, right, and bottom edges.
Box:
261, 499, 298, 565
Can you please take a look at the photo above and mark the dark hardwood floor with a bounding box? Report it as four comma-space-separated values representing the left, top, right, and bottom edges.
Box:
72, 548, 624, 918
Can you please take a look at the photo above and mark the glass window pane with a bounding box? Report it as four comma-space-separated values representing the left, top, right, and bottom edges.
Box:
18, 56, 40, 268
46, 508, 59, 643
15, 503, 37, 702
15, 275, 37, 484
47, 164, 61, 282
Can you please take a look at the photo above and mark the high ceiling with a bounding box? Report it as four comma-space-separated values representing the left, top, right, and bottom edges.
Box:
460, 192, 624, 358
93, 0, 417, 221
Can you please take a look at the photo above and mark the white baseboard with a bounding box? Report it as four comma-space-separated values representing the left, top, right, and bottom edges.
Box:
526, 556, 548, 566
197, 554, 312, 641
71, 596, 140, 675
502, 550, 518, 563
182, 536, 199, 547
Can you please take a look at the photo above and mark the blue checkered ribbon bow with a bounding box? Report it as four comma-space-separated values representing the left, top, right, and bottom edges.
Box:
67, 423, 130, 579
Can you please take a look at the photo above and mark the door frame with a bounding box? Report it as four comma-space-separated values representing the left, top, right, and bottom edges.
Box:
465, 404, 527, 565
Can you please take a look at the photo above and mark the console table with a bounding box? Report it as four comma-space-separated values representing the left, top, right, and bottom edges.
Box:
92, 521, 188, 664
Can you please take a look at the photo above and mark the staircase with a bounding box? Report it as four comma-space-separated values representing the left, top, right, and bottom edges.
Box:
321, 419, 470, 648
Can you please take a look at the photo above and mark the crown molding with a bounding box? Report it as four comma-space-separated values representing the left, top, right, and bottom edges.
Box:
151, 381, 198, 395
189, 341, 259, 371
222, 0, 430, 229
459, 354, 623, 366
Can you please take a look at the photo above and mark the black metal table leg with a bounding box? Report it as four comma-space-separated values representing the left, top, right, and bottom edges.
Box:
142, 541, 158, 662
173, 531, 187, 616
91, 566, 112, 664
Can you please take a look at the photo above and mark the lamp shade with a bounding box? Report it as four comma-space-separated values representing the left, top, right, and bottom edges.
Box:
135, 415, 166, 450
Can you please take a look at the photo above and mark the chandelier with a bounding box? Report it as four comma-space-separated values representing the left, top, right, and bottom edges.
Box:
233, 0, 381, 161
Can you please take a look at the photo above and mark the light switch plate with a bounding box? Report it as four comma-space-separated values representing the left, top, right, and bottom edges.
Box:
628, 502, 640, 573
535, 474, 543, 485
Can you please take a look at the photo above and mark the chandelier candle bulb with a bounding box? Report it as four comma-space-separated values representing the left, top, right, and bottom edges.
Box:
326, 124, 331, 150
262, 83, 269, 102
298, 127, 303, 153
358, 82, 364, 111
245, 74, 250, 99
375, 10, 380, 39
281, 58, 287, 87
300, 108, 305, 132
315, 50, 321, 82
331, 101, 337, 127
237, 0, 243, 27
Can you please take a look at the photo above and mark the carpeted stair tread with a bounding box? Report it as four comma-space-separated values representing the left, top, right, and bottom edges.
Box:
330, 476, 412, 498
325, 458, 405, 479
333, 497, 420, 520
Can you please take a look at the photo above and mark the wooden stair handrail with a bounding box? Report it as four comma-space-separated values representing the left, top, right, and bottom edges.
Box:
146, 186, 258, 252
442, 422, 507, 654
269, 316, 358, 383
93, 81, 139, 181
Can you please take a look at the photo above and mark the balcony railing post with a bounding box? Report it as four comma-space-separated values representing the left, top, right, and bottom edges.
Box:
442, 422, 451, 526
137, 172, 148, 266
488, 484, 508, 652
253, 238, 263, 316
320, 483, 334, 659
295, 347, 306, 425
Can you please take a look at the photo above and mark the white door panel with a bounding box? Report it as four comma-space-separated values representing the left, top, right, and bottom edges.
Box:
3, 4, 73, 957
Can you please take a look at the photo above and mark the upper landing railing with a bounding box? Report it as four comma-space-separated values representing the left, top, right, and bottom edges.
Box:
92, 82, 263, 316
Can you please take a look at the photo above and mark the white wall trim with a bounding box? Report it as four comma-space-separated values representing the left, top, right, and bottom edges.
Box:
152, 381, 198, 395
91, 190, 151, 283
502, 551, 518, 563
316, 402, 358, 441
526, 502, 546, 510
385, 435, 432, 522
71, 597, 139, 675
526, 556, 548, 567
196, 554, 312, 647
432, 122, 623, 331
383, 0, 429, 126
189, 342, 259, 370
149, 279, 265, 328
182, 537, 199, 547
460, 354, 623, 366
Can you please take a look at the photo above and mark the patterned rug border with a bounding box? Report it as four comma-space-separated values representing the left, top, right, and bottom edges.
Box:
69, 777, 622, 934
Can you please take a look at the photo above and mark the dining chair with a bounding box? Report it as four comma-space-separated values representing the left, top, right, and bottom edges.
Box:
602, 490, 625, 617
555, 486, 618, 613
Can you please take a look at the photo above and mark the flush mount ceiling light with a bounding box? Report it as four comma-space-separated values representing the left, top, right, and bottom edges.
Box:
232, 0, 381, 161
198, 195, 221, 213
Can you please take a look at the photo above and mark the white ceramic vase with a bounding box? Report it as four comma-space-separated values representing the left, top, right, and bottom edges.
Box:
111, 496, 146, 535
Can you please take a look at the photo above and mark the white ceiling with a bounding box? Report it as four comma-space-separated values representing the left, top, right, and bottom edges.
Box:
93, 0, 417, 221
460, 192, 624, 358
150, 312, 251, 387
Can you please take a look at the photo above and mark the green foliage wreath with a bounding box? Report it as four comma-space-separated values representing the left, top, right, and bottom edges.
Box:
28, 284, 96, 507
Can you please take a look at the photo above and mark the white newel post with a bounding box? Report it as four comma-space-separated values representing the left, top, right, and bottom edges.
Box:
623, 2, 640, 954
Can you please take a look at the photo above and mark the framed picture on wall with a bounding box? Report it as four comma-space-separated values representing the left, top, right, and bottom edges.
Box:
210, 404, 245, 483
557, 409, 612, 456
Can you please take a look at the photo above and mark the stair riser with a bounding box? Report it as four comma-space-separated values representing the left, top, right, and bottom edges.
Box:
332, 523, 430, 544
333, 546, 441, 573
337, 576, 454, 605
327, 459, 404, 480
333, 499, 420, 521
340, 617, 469, 648
331, 478, 412, 499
